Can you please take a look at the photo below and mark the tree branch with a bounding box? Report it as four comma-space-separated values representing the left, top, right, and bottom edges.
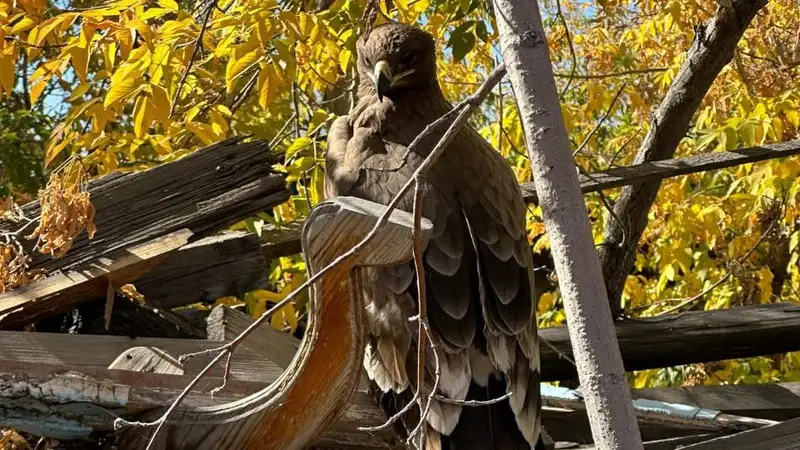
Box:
598, 0, 770, 319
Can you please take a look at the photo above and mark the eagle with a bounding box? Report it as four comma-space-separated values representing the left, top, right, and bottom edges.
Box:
324, 22, 541, 450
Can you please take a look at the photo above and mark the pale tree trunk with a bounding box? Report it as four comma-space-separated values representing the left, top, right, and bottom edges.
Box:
491, 1, 644, 449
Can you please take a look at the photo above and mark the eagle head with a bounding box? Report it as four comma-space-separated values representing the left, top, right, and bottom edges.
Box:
356, 22, 437, 102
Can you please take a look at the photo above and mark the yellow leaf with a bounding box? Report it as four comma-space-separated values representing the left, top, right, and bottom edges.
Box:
225, 48, 260, 93
258, 64, 282, 110
104, 65, 141, 107
10, 17, 35, 34
0, 51, 15, 94
158, 0, 179, 10
150, 43, 170, 84
45, 137, 71, 167
150, 84, 171, 124
87, 103, 109, 133
140, 7, 169, 21
30, 77, 48, 105
214, 296, 244, 307
70, 45, 89, 82
133, 94, 155, 138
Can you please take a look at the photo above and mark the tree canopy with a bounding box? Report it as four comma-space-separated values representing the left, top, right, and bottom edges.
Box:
0, 0, 799, 389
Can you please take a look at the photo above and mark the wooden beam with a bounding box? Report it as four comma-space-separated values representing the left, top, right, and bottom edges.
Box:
0, 137, 289, 273
540, 303, 800, 381
0, 330, 282, 382
137, 230, 269, 309
76, 293, 208, 338
256, 140, 800, 262
680, 416, 800, 449
0, 229, 193, 329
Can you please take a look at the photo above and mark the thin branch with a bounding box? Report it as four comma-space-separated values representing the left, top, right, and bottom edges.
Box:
268, 112, 299, 149
573, 82, 628, 157
433, 392, 513, 406
539, 337, 576, 367
229, 69, 260, 113
170, 1, 216, 118
407, 320, 441, 447
410, 176, 427, 447
552, 67, 668, 79
555, 0, 578, 100
209, 351, 234, 397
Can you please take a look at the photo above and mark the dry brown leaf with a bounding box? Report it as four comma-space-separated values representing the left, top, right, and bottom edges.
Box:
27, 159, 97, 258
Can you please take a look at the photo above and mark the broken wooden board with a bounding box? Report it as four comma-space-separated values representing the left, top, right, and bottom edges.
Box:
136, 230, 269, 309
0, 229, 193, 329
0, 137, 289, 273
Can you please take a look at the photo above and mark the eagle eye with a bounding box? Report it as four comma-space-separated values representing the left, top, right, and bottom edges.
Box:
400, 52, 417, 66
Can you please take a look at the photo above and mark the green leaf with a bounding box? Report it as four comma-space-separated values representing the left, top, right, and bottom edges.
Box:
448, 21, 476, 63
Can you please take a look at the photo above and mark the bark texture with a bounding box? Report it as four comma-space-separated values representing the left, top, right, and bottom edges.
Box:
491, 0, 643, 448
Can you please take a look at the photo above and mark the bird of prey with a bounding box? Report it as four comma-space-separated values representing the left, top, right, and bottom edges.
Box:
324, 22, 541, 450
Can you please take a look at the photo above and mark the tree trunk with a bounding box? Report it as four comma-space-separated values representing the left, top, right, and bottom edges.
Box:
491, 0, 643, 449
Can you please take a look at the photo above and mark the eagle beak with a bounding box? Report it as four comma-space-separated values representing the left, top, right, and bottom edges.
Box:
374, 60, 392, 102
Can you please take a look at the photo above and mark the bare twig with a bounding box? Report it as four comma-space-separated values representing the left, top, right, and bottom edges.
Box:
433, 392, 513, 406
171, 1, 216, 118
229, 69, 260, 113
407, 320, 441, 447
555, 0, 578, 100
268, 112, 299, 149
573, 82, 628, 157
553, 67, 668, 79
410, 176, 427, 449
209, 351, 234, 397
117, 63, 507, 445
540, 337, 576, 367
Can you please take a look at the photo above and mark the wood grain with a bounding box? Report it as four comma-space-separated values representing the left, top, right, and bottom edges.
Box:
0, 229, 193, 329
540, 303, 800, 381
0, 137, 289, 273
679, 416, 800, 450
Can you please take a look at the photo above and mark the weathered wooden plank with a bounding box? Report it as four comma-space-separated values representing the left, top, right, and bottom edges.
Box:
206, 304, 300, 369
0, 330, 281, 382
0, 137, 289, 273
634, 382, 800, 422
679, 416, 800, 450
0, 230, 193, 329
77, 293, 207, 339
0, 361, 396, 448
540, 303, 800, 381
136, 230, 269, 309
108, 346, 185, 375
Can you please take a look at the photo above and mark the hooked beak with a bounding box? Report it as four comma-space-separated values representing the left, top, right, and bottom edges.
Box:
373, 60, 392, 102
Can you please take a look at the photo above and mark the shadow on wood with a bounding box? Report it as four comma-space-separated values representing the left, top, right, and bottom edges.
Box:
124, 196, 432, 450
